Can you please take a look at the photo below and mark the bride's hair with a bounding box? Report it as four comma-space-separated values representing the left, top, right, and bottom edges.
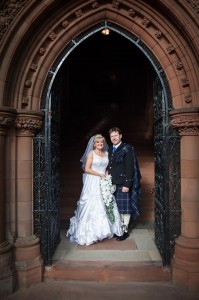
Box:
93, 134, 105, 148
80, 134, 109, 170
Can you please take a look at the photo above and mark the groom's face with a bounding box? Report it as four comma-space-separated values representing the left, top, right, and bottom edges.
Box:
110, 131, 122, 146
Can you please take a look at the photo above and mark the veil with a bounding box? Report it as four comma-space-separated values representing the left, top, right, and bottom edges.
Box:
80, 135, 109, 171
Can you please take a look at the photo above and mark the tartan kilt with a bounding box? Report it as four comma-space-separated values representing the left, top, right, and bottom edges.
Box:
114, 186, 132, 214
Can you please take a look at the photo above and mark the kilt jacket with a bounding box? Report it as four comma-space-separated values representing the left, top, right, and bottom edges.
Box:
107, 142, 142, 221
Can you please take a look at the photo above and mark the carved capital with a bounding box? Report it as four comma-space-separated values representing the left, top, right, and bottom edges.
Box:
170, 109, 199, 135
15, 111, 44, 136
0, 107, 16, 135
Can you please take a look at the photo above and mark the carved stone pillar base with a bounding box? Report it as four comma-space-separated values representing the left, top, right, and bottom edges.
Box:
14, 235, 43, 289
0, 241, 15, 298
171, 236, 199, 292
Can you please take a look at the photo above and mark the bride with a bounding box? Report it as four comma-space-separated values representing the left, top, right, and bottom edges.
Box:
66, 134, 123, 245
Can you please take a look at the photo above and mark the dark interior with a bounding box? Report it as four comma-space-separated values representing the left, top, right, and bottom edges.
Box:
58, 30, 155, 222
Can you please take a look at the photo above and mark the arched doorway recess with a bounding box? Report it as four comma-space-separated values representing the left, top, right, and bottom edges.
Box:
0, 0, 198, 294
34, 20, 181, 268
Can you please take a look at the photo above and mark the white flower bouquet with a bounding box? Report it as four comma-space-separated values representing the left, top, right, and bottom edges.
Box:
100, 174, 116, 224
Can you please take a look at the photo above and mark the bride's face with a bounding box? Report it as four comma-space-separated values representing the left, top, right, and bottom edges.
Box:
94, 139, 104, 150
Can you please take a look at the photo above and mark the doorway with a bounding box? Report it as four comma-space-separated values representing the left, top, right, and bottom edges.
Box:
34, 23, 181, 267
59, 30, 155, 224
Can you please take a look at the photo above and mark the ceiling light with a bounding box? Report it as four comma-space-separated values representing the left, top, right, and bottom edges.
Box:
101, 28, 110, 35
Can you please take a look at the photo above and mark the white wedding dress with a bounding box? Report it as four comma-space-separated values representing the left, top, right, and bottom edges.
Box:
66, 151, 123, 245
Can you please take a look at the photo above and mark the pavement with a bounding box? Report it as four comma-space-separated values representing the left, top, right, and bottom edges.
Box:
3, 281, 199, 300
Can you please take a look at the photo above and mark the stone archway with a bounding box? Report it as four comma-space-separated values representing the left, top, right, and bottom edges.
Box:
0, 0, 198, 294
35, 19, 181, 268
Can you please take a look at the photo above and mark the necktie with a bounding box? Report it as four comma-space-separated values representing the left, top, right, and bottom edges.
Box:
113, 146, 116, 153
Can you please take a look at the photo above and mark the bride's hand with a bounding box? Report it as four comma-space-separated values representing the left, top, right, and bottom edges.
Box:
100, 174, 105, 179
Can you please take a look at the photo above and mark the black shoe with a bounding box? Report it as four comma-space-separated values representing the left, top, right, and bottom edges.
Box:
116, 232, 129, 241
113, 234, 118, 238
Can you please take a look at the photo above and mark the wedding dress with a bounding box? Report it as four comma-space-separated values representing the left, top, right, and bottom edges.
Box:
66, 151, 123, 245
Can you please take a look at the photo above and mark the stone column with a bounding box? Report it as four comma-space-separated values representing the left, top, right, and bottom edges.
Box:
170, 108, 199, 292
14, 110, 44, 289
0, 107, 16, 298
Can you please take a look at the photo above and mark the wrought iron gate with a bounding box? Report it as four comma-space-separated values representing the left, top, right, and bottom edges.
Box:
33, 73, 61, 265
153, 76, 181, 266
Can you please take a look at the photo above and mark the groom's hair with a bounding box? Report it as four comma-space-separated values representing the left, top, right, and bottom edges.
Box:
108, 127, 122, 135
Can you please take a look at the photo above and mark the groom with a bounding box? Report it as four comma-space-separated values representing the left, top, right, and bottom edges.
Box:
107, 127, 141, 241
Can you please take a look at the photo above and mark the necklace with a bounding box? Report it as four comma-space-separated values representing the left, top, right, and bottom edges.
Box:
95, 150, 104, 156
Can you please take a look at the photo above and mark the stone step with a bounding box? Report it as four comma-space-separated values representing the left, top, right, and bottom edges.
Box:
44, 260, 170, 283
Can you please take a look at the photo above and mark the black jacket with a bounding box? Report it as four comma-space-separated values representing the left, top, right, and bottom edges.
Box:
107, 142, 142, 221
107, 142, 134, 188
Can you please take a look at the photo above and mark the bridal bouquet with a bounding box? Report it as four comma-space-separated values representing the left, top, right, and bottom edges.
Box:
100, 174, 116, 224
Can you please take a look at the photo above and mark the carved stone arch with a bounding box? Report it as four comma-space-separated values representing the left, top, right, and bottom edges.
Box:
32, 17, 182, 267
42, 19, 172, 109
0, 1, 198, 110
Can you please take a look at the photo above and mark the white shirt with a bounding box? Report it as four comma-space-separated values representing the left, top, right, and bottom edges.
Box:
114, 142, 122, 149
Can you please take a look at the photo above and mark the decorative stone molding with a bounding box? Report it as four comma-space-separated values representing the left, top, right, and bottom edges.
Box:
92, 2, 100, 9
0, 241, 13, 281
15, 111, 44, 136
155, 30, 162, 39
166, 44, 175, 54
61, 20, 69, 28
21, 96, 29, 106
0, 0, 28, 44
0, 241, 12, 254
15, 235, 40, 248
30, 63, 38, 72
7, 230, 17, 245
15, 255, 42, 271
4, 0, 194, 107
142, 17, 150, 27
170, 109, 199, 135
14, 235, 43, 288
25, 79, 32, 88
48, 31, 57, 41
181, 77, 189, 87
175, 61, 183, 70
75, 9, 83, 18
39, 47, 46, 56
112, 1, 120, 10
184, 94, 192, 103
129, 9, 136, 18
0, 107, 16, 135
186, 0, 199, 14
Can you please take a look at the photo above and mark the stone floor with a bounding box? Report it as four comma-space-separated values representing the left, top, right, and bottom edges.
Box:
53, 220, 161, 262
3, 222, 199, 300
43, 222, 168, 283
